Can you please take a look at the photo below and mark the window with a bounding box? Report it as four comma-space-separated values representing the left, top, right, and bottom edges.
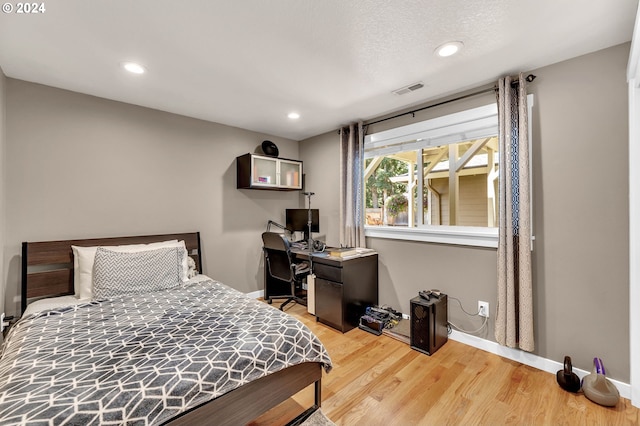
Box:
364, 101, 529, 247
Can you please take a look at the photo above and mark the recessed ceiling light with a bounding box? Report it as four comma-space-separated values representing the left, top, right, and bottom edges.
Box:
435, 41, 464, 58
288, 112, 300, 119
121, 62, 146, 74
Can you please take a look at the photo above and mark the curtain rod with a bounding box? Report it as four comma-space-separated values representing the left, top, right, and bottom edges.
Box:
364, 74, 536, 128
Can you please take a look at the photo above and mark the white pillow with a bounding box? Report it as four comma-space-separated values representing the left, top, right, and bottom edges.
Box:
72, 239, 189, 299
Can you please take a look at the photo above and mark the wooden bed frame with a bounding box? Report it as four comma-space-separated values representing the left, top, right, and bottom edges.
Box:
20, 232, 323, 426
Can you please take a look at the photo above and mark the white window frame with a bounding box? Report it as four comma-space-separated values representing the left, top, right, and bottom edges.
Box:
364, 95, 534, 248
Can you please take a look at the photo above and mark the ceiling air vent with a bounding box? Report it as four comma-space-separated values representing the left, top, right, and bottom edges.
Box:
393, 82, 424, 95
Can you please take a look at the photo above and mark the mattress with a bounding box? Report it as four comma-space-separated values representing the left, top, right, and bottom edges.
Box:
0, 277, 332, 425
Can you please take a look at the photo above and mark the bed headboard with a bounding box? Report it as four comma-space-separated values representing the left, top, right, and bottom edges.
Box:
21, 232, 202, 314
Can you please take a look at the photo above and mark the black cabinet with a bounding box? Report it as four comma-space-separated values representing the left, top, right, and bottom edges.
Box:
313, 254, 378, 333
315, 278, 343, 328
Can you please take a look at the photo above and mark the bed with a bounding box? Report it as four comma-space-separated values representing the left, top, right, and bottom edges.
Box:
1, 232, 331, 425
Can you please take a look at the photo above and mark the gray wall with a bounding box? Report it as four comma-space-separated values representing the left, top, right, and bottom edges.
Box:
4, 79, 300, 315
298, 131, 341, 246
300, 43, 631, 382
0, 68, 5, 320
532, 43, 629, 381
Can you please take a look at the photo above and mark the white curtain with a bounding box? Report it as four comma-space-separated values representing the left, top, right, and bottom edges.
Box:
495, 73, 534, 352
339, 122, 366, 248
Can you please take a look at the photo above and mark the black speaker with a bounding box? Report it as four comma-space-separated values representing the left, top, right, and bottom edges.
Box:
261, 140, 279, 157
410, 294, 448, 356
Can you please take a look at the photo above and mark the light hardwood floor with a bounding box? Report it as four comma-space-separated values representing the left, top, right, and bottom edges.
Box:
250, 303, 640, 426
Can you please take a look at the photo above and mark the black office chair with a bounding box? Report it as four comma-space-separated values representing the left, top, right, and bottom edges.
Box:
262, 232, 310, 310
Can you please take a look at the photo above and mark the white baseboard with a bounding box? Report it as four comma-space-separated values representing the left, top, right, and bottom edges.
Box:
246, 290, 264, 300
449, 330, 631, 400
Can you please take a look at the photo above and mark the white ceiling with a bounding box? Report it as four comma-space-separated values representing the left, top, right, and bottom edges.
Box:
0, 0, 638, 141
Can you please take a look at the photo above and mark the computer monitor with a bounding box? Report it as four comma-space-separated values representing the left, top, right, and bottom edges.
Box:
286, 209, 319, 241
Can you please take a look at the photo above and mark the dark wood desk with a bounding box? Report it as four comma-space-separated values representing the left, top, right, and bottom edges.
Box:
263, 247, 379, 332
295, 249, 379, 333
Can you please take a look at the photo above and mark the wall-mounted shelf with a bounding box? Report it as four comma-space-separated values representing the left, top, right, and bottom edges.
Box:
236, 153, 303, 191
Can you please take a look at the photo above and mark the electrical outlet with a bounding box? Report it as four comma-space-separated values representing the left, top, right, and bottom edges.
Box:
478, 301, 489, 318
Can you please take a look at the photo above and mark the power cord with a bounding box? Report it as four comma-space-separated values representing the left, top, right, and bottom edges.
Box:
448, 316, 489, 334
448, 296, 481, 316
447, 296, 488, 334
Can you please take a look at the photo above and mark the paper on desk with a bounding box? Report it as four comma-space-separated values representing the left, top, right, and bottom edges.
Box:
322, 247, 375, 260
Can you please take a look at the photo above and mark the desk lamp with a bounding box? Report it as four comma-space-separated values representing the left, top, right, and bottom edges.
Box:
266, 220, 291, 236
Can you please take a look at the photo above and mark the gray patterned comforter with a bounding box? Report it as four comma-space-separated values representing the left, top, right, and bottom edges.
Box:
0, 278, 332, 425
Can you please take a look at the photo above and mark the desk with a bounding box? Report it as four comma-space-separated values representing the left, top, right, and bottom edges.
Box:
263, 248, 379, 332
295, 249, 379, 333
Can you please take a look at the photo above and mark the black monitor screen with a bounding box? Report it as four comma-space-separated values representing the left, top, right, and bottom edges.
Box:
286, 209, 319, 235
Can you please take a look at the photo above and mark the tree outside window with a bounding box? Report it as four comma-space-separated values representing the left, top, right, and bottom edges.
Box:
364, 137, 499, 229
365, 158, 407, 225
